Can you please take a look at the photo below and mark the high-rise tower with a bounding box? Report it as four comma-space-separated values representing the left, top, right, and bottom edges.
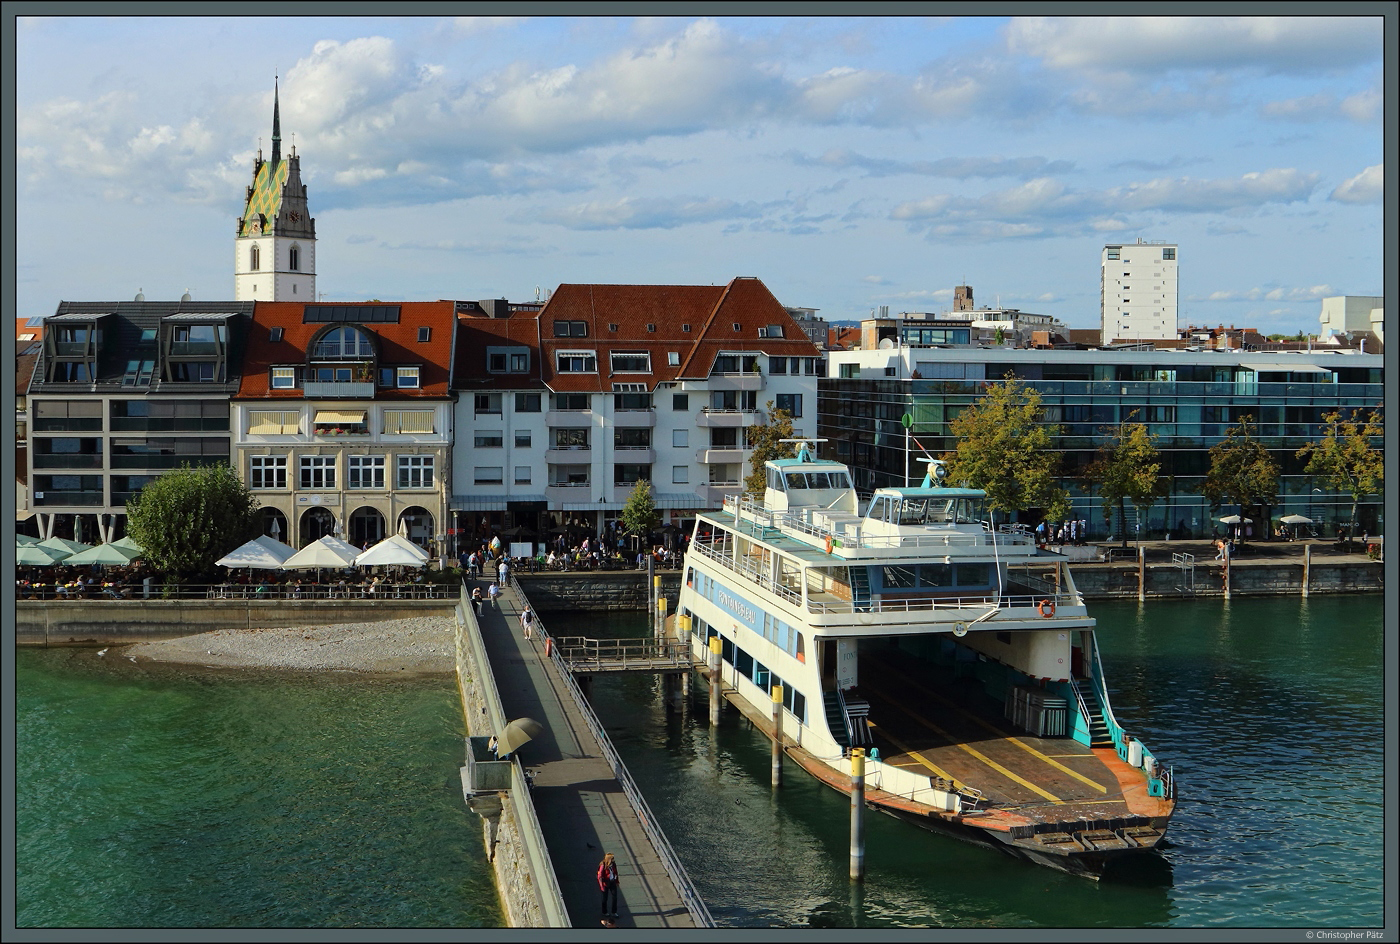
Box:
1101, 239, 1178, 342
234, 80, 316, 301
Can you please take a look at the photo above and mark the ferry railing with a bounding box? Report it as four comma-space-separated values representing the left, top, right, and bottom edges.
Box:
551, 636, 692, 671
527, 599, 715, 928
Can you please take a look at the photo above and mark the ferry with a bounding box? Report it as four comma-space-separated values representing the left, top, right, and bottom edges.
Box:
675, 441, 1176, 878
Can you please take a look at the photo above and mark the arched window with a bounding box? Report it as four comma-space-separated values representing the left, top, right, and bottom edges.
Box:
289, 245, 300, 271
249, 244, 260, 271
311, 325, 375, 359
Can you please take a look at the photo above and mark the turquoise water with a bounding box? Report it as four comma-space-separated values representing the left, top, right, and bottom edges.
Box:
15, 595, 1385, 928
15, 653, 500, 928
570, 596, 1386, 928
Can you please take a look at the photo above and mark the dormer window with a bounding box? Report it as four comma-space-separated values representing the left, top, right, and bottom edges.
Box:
270, 327, 283, 343
311, 325, 375, 359
418, 327, 430, 342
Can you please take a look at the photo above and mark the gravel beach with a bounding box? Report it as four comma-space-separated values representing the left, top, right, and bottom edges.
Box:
124, 615, 458, 675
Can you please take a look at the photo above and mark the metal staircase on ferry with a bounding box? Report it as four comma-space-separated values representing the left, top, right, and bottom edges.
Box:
849, 566, 871, 613
1071, 677, 1115, 748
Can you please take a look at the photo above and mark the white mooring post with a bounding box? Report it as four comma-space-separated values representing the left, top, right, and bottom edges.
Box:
1138, 545, 1147, 602
1303, 543, 1311, 598
850, 748, 866, 881
771, 684, 784, 788
708, 636, 723, 727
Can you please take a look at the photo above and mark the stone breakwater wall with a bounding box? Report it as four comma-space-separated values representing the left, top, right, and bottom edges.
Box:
14, 599, 454, 646
513, 572, 682, 612
1070, 560, 1382, 600
452, 595, 567, 928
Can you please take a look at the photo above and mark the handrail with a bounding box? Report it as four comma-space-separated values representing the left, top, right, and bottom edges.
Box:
524, 590, 714, 928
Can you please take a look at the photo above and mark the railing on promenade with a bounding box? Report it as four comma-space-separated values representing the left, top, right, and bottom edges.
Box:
523, 588, 714, 928
15, 581, 459, 601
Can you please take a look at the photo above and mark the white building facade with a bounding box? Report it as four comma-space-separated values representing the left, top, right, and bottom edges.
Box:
1102, 239, 1178, 342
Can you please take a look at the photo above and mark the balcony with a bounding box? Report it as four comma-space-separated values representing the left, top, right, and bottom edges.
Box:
611, 447, 656, 463
168, 341, 219, 356
33, 418, 103, 432
33, 454, 104, 469
612, 410, 655, 428
33, 490, 105, 507
697, 483, 741, 506
695, 409, 764, 428
697, 448, 746, 464
303, 381, 375, 398
110, 454, 230, 470
545, 482, 593, 502
110, 418, 229, 432
53, 341, 92, 357
545, 446, 591, 463
707, 373, 763, 392
545, 409, 592, 426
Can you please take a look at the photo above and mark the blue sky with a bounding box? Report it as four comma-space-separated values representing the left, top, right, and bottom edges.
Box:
14, 14, 1386, 334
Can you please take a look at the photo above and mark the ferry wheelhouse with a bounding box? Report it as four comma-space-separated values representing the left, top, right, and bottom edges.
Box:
676, 442, 1175, 877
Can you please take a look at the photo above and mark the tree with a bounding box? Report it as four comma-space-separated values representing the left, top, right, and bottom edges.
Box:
1295, 408, 1383, 543
1085, 414, 1163, 547
126, 462, 261, 581
619, 479, 660, 549
744, 403, 796, 498
943, 376, 1070, 526
1198, 417, 1279, 542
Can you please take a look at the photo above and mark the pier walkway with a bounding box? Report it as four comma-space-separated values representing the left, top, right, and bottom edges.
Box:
470, 579, 704, 929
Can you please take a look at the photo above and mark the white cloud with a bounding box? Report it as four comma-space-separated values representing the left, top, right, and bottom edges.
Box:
1329, 164, 1382, 204
1198, 284, 1332, 302
533, 195, 765, 230
794, 149, 1074, 179
1262, 85, 1382, 123
1006, 16, 1381, 75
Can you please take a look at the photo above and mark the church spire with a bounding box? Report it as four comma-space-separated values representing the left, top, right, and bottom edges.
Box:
271, 76, 282, 166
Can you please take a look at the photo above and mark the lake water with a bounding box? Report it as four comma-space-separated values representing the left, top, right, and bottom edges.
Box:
14, 594, 1385, 929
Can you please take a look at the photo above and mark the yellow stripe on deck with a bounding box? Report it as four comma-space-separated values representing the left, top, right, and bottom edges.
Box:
886, 665, 1107, 795
867, 723, 961, 787
883, 702, 1064, 804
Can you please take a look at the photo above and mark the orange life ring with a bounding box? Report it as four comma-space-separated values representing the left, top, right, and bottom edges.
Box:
1037, 599, 1056, 618
825, 535, 834, 554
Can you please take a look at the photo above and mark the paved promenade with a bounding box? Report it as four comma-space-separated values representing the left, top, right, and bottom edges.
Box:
470, 579, 697, 929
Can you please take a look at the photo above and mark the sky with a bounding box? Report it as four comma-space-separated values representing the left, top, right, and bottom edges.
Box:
12, 13, 1388, 336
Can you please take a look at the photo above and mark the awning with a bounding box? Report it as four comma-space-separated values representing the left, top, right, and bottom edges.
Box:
314, 410, 366, 424
1243, 363, 1331, 374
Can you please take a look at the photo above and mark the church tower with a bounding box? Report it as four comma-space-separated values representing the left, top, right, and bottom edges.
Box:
235, 80, 316, 301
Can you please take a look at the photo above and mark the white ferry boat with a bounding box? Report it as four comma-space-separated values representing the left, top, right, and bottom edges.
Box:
675, 441, 1176, 878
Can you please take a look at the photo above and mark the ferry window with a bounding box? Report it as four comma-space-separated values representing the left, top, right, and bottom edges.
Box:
721, 636, 735, 665
955, 562, 992, 587
918, 563, 954, 587
828, 471, 850, 489
881, 565, 918, 589
791, 691, 805, 724
767, 468, 785, 491
867, 496, 890, 521
754, 663, 770, 689
735, 648, 753, 677
785, 472, 807, 489
807, 471, 831, 488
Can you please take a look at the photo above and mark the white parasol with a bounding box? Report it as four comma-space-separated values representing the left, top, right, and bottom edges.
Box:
354, 534, 431, 567
1280, 514, 1312, 525
215, 534, 297, 569
282, 535, 362, 569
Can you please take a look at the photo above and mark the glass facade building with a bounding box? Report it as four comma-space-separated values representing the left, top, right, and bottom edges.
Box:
819, 346, 1383, 539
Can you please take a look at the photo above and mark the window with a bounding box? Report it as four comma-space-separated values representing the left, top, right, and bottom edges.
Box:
348, 456, 385, 489
515, 392, 541, 412
775, 394, 803, 417
249, 456, 287, 489
396, 367, 420, 388
553, 428, 589, 449
514, 466, 532, 484
608, 323, 619, 332
556, 351, 597, 373
474, 393, 502, 415
474, 466, 503, 485
615, 428, 651, 449
672, 465, 689, 484
515, 431, 532, 447
378, 367, 394, 388
667, 351, 679, 366
474, 432, 504, 448
269, 327, 283, 343
248, 411, 300, 435
611, 351, 650, 372
673, 394, 689, 410
552, 320, 588, 337
397, 455, 435, 489
382, 410, 434, 434
250, 245, 260, 271
614, 463, 650, 486
511, 353, 528, 372
1106, 247, 1121, 260
418, 327, 431, 342
553, 393, 590, 411
613, 391, 652, 411
839, 363, 858, 378
1162, 248, 1175, 260
682, 324, 692, 333
121, 359, 155, 386
289, 245, 300, 271
299, 455, 336, 489
672, 429, 688, 448
711, 428, 739, 448
487, 347, 529, 372
770, 356, 788, 375
312, 325, 374, 359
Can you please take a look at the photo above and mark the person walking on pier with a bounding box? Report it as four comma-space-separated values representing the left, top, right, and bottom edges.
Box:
597, 852, 620, 927
520, 606, 534, 641
498, 558, 510, 587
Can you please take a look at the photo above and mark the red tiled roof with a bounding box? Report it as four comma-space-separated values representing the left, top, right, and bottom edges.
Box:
234, 301, 457, 399
522, 278, 819, 393
452, 307, 546, 391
